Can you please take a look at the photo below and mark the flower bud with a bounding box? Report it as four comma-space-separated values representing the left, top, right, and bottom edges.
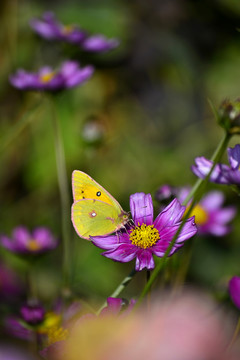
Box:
218, 99, 240, 134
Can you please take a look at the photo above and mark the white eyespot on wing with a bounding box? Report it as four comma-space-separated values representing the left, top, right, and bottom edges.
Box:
89, 210, 97, 218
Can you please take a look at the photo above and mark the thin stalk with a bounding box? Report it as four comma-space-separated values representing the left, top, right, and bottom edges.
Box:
0, 99, 43, 154
49, 97, 71, 292
136, 131, 231, 306
96, 268, 137, 315
227, 317, 240, 350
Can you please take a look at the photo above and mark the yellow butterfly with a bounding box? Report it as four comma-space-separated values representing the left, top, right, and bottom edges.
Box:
71, 170, 129, 240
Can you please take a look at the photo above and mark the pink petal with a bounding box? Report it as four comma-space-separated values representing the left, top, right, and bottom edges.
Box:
154, 198, 185, 231
130, 193, 154, 226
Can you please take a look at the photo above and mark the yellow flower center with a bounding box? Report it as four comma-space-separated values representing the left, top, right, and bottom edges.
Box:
129, 223, 160, 249
40, 72, 55, 83
47, 326, 69, 345
186, 204, 208, 225
38, 312, 61, 334
27, 239, 41, 252
62, 25, 74, 35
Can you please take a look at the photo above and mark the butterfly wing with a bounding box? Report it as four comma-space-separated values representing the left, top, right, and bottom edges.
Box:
72, 170, 123, 212
71, 199, 124, 240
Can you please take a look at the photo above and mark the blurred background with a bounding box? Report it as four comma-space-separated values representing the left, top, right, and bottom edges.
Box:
1, 0, 240, 316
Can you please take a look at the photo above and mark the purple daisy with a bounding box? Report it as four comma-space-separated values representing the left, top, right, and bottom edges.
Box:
91, 192, 197, 271
30, 12, 86, 44
9, 60, 94, 91
229, 276, 240, 309
0, 226, 58, 255
30, 12, 119, 53
157, 186, 236, 237
191, 144, 240, 185
20, 303, 45, 325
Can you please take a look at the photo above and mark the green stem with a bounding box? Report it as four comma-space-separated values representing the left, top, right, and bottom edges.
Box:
49, 97, 72, 292
227, 317, 240, 350
136, 131, 231, 306
96, 268, 137, 315
0, 98, 43, 154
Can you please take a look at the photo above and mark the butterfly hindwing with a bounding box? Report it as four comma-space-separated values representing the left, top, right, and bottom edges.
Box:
71, 199, 123, 240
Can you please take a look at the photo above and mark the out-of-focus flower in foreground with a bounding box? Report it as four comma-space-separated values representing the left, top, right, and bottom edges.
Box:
229, 276, 240, 309
192, 144, 240, 186
30, 12, 119, 52
156, 186, 236, 237
0, 226, 58, 255
0, 343, 37, 360
9, 60, 94, 91
40, 297, 134, 359
62, 292, 239, 360
91, 192, 197, 271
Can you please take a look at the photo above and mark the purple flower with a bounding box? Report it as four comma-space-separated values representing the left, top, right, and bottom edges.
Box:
81, 34, 119, 52
9, 60, 94, 91
0, 226, 58, 255
192, 144, 240, 185
20, 304, 45, 325
30, 12, 119, 52
91, 193, 197, 271
30, 12, 86, 44
229, 276, 240, 309
5, 316, 34, 340
157, 185, 236, 237
187, 191, 236, 236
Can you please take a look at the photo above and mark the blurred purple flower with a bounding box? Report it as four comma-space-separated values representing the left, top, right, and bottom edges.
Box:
30, 12, 86, 44
229, 276, 240, 309
30, 12, 119, 52
157, 185, 236, 237
192, 144, 240, 185
9, 60, 94, 91
20, 304, 45, 325
91, 192, 197, 271
0, 226, 58, 255
5, 316, 33, 341
41, 297, 134, 359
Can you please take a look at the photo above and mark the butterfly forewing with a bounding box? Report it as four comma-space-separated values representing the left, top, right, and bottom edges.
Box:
71, 199, 124, 240
72, 171, 123, 212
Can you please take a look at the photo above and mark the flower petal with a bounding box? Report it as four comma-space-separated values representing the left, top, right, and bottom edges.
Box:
154, 198, 185, 231
91, 232, 130, 250
191, 157, 229, 184
222, 168, 240, 185
200, 191, 224, 210
229, 276, 240, 309
32, 227, 57, 249
212, 207, 236, 224
130, 193, 154, 226
227, 145, 240, 170
82, 34, 119, 52
153, 217, 197, 256
135, 250, 155, 271
103, 244, 138, 263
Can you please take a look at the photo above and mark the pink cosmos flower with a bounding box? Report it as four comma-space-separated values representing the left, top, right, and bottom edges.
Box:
91, 192, 197, 271
30, 12, 119, 52
192, 144, 240, 185
9, 61, 94, 91
0, 226, 58, 255
61, 292, 239, 360
156, 186, 236, 236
